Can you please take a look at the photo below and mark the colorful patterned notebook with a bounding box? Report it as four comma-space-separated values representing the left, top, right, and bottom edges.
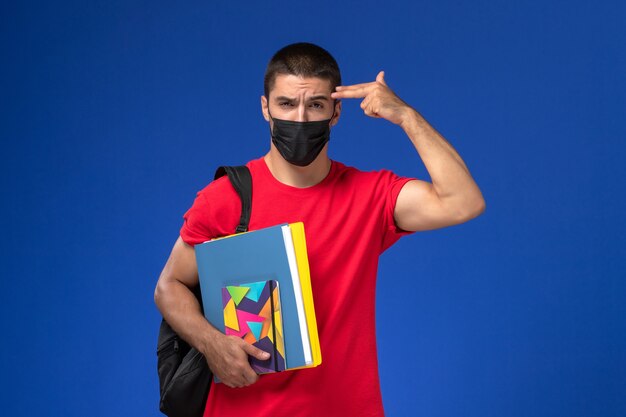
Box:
221, 280, 286, 373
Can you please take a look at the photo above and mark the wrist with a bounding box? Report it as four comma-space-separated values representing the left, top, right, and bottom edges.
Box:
398, 107, 420, 129
196, 322, 222, 356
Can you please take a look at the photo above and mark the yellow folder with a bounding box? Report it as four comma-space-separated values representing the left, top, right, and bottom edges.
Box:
289, 222, 322, 368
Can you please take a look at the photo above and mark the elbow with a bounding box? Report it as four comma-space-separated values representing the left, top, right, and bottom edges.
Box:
473, 196, 486, 218
154, 283, 160, 307
468, 195, 486, 220
454, 195, 486, 224
154, 275, 167, 311
154, 282, 161, 310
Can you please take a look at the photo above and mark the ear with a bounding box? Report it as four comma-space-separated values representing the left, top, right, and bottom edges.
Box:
330, 100, 342, 127
261, 95, 270, 122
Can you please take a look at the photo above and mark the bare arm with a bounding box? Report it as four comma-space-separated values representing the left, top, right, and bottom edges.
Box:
331, 71, 485, 231
393, 109, 485, 231
154, 237, 269, 388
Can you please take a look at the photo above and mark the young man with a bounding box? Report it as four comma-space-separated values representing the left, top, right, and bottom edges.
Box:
155, 42, 485, 416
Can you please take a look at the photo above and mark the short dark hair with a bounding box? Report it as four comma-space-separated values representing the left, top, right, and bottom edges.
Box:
264, 42, 341, 98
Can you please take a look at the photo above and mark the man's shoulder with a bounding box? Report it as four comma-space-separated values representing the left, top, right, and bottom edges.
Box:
332, 160, 401, 184
196, 157, 262, 198
180, 159, 262, 243
195, 174, 236, 200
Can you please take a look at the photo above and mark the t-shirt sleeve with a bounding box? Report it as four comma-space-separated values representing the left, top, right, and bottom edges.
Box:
180, 191, 215, 246
179, 177, 241, 246
381, 173, 416, 253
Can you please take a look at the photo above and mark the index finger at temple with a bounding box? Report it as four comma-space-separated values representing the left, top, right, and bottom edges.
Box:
331, 88, 368, 99
335, 81, 376, 91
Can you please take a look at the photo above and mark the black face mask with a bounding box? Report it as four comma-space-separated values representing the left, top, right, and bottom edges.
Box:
268, 106, 335, 167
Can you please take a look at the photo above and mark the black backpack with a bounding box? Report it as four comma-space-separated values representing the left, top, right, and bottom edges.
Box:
157, 166, 252, 417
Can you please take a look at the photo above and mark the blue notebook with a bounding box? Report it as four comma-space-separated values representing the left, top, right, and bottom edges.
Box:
195, 224, 309, 369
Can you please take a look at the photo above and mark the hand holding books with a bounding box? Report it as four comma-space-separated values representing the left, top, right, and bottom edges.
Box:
203, 331, 270, 388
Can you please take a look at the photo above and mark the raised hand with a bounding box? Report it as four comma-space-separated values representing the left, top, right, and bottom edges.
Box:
331, 71, 413, 126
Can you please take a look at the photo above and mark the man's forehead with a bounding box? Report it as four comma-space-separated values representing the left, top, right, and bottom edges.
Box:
269, 74, 333, 98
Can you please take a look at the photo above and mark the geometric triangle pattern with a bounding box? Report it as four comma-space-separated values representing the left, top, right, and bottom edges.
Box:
248, 321, 263, 341
223, 298, 239, 332
259, 297, 272, 319
226, 285, 250, 306
221, 280, 286, 373
245, 281, 266, 302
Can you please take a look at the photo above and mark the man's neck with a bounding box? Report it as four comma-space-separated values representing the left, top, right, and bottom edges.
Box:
264, 148, 332, 188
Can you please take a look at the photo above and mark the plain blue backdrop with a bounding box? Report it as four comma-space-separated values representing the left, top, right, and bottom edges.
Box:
1, 1, 625, 416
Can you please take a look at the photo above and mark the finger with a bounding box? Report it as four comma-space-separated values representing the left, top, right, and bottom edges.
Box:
335, 80, 379, 91
332, 88, 369, 99
242, 368, 259, 386
363, 104, 382, 118
223, 372, 246, 388
242, 342, 270, 361
363, 107, 376, 118
376, 71, 387, 86
226, 378, 245, 389
360, 96, 370, 110
224, 364, 257, 388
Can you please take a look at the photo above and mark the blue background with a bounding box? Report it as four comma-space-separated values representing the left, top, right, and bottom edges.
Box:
2, 1, 625, 416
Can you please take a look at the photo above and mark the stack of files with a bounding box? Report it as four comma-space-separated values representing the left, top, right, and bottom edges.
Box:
195, 222, 322, 376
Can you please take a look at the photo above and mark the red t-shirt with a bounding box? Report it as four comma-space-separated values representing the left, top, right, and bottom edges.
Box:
180, 157, 414, 417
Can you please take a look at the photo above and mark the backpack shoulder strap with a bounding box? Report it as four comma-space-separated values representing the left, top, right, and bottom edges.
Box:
214, 165, 252, 234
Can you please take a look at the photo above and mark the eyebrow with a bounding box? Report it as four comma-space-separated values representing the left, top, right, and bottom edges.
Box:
273, 95, 330, 102
308, 95, 330, 101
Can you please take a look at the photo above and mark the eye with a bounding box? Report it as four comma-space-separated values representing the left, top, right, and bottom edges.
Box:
310, 102, 324, 109
279, 101, 294, 107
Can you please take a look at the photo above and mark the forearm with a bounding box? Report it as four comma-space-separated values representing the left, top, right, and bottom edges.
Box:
400, 108, 484, 212
154, 277, 221, 355
155, 238, 270, 387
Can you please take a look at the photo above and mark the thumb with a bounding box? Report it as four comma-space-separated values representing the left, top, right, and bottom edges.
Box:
242, 342, 270, 361
376, 70, 387, 86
